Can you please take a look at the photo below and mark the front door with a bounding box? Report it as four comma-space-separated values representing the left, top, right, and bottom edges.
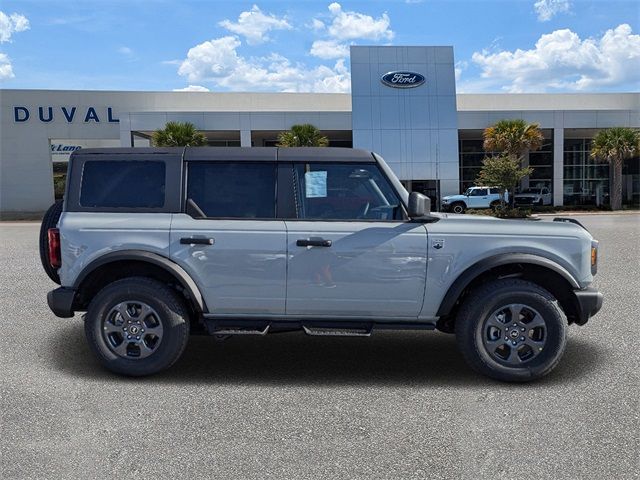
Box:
467, 188, 489, 208
170, 161, 287, 315
285, 162, 428, 318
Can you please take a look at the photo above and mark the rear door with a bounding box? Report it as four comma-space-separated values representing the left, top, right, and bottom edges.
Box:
170, 152, 287, 316
284, 161, 428, 318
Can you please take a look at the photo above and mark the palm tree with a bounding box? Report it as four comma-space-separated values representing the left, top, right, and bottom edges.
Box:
483, 119, 544, 159
277, 124, 329, 147
482, 119, 544, 206
152, 121, 207, 147
590, 127, 640, 210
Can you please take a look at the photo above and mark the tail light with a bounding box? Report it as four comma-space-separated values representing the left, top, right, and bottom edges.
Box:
48, 228, 61, 269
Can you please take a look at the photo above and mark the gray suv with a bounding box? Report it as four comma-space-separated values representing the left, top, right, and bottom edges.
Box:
42, 147, 603, 381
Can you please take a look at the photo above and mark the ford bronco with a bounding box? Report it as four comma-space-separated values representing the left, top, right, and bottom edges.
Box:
42, 147, 603, 381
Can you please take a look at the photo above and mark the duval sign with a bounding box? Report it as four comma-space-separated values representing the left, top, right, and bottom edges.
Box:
13, 106, 119, 123
380, 71, 425, 88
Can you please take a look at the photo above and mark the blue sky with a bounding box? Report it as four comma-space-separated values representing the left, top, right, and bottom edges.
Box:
1, 0, 638, 93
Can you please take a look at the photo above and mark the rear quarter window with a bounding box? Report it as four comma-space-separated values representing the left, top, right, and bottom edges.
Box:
80, 161, 165, 208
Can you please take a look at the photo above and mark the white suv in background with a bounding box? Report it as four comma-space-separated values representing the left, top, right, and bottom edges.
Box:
515, 187, 552, 206
441, 187, 505, 213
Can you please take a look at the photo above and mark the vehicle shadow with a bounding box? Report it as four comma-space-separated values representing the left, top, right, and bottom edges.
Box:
48, 322, 603, 387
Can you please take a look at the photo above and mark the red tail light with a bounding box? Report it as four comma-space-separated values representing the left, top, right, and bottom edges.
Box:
47, 228, 61, 269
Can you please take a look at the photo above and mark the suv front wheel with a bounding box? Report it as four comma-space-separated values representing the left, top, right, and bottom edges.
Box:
455, 279, 567, 382
450, 201, 466, 214
85, 277, 190, 376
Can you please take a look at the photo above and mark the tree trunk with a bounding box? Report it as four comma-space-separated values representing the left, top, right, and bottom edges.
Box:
611, 157, 623, 210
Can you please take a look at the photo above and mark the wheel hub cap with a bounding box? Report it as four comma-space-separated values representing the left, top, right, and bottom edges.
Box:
102, 301, 163, 359
482, 303, 547, 366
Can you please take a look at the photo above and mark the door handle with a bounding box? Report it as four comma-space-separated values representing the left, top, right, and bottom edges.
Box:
180, 237, 214, 246
296, 238, 332, 247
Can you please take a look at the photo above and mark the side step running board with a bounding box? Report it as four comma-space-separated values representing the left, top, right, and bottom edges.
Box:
207, 324, 270, 336
302, 325, 372, 337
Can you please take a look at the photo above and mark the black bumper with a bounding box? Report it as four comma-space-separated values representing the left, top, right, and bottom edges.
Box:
574, 287, 603, 325
47, 287, 76, 318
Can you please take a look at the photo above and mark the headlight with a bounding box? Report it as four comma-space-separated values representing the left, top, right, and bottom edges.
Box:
442, 199, 449, 204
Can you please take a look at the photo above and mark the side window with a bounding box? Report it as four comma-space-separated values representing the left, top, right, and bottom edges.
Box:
187, 162, 276, 218
542, 188, 549, 194
489, 188, 500, 194
80, 161, 165, 208
469, 188, 486, 196
293, 163, 403, 220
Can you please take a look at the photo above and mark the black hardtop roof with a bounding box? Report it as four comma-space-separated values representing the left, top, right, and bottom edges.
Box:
72, 147, 376, 163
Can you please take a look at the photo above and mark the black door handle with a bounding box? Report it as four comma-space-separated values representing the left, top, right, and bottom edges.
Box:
296, 238, 332, 247
180, 237, 214, 245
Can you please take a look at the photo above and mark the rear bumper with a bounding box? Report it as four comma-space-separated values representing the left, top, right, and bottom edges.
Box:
47, 287, 76, 318
573, 287, 603, 325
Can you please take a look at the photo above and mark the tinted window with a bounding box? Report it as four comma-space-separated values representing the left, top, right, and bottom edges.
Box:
187, 162, 276, 218
293, 163, 402, 220
468, 188, 487, 196
80, 161, 165, 208
489, 188, 500, 194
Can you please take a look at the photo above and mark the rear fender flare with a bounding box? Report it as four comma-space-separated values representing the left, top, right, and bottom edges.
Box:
73, 250, 207, 312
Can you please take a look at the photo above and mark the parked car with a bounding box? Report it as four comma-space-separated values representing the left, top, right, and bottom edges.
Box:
441, 186, 506, 213
41, 147, 602, 382
515, 187, 552, 206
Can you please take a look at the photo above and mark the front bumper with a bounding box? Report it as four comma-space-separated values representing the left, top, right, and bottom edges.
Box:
573, 287, 603, 325
47, 287, 76, 318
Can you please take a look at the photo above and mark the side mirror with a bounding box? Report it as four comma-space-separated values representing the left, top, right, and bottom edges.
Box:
408, 192, 431, 218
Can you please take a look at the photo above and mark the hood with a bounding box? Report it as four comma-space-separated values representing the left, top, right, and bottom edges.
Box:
432, 213, 592, 239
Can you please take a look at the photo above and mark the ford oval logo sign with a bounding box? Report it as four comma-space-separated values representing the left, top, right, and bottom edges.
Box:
381, 71, 425, 88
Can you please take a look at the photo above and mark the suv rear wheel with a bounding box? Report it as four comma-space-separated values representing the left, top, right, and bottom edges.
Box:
85, 277, 190, 376
455, 279, 567, 382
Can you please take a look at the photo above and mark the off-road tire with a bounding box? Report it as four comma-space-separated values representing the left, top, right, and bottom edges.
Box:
451, 202, 466, 214
455, 278, 567, 382
39, 201, 63, 284
85, 277, 190, 376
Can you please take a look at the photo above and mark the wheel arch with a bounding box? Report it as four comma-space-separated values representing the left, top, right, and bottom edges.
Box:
436, 254, 582, 329
73, 250, 207, 314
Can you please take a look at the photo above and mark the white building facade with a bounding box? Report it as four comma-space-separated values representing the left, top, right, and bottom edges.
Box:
1, 45, 638, 216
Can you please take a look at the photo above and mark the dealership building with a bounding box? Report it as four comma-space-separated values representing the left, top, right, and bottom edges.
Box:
1, 45, 638, 216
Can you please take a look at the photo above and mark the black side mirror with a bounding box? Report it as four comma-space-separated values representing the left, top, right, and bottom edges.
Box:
408, 192, 431, 218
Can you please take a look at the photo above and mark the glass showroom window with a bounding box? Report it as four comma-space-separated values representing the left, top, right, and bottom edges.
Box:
528, 133, 553, 191
563, 138, 610, 206
459, 132, 553, 193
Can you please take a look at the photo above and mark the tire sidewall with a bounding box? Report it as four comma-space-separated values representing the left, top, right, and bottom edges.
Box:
458, 284, 566, 381
452, 202, 465, 214
85, 280, 189, 376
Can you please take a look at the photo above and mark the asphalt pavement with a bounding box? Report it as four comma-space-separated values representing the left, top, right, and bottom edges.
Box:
1, 214, 638, 479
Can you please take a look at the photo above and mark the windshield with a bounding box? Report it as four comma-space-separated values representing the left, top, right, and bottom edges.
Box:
520, 188, 538, 194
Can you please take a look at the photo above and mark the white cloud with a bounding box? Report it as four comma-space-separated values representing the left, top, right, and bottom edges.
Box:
0, 11, 29, 43
173, 85, 210, 92
325, 3, 393, 41
118, 46, 133, 56
454, 60, 467, 82
0, 52, 14, 80
533, 0, 570, 22
219, 5, 291, 45
309, 18, 325, 31
310, 39, 350, 60
471, 24, 640, 92
177, 35, 350, 93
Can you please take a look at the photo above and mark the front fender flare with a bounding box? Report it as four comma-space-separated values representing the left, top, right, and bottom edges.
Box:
436, 253, 580, 317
